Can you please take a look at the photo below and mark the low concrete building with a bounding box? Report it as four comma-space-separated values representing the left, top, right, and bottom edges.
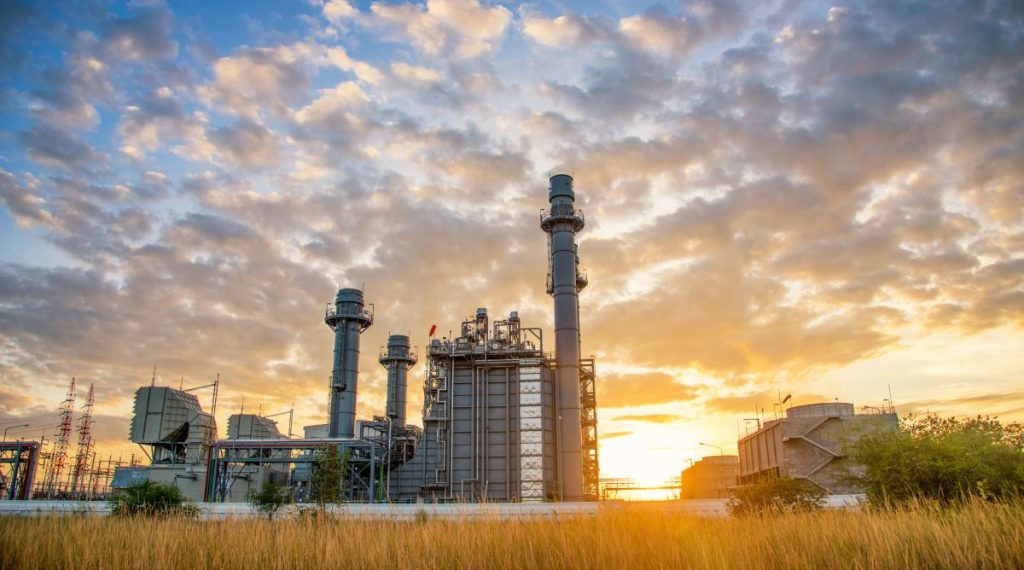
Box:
737, 402, 897, 494
680, 455, 738, 499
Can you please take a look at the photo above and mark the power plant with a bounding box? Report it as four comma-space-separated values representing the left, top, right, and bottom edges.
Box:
0, 174, 908, 507
15, 173, 600, 504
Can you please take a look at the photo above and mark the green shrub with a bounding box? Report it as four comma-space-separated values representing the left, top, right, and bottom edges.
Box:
249, 481, 289, 520
109, 481, 194, 517
846, 414, 1024, 506
728, 477, 825, 516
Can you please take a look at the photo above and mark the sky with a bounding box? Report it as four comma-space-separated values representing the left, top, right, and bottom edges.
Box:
0, 0, 1022, 491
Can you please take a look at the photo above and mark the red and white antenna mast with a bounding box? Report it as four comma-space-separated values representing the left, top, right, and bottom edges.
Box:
70, 383, 95, 498
43, 377, 76, 498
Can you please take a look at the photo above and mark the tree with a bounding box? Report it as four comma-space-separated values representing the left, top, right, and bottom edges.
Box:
310, 445, 346, 508
249, 481, 289, 520
109, 480, 194, 517
728, 477, 825, 516
846, 413, 1024, 505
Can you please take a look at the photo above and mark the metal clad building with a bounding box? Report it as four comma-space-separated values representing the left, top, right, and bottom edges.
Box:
227, 414, 284, 440
128, 387, 215, 464
391, 310, 559, 502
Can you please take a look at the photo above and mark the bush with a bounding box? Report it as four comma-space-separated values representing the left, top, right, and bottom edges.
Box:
249, 481, 289, 520
310, 445, 348, 507
846, 414, 1024, 506
109, 480, 194, 517
728, 477, 825, 516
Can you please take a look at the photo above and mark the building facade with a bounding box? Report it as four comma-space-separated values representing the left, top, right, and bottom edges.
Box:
680, 455, 738, 499
737, 402, 897, 494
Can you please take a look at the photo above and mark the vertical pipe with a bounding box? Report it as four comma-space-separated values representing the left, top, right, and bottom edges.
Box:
541, 174, 585, 501
326, 288, 373, 438
9, 449, 21, 500
23, 444, 39, 500
505, 367, 511, 500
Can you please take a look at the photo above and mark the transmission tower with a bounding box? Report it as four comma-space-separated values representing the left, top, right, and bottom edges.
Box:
70, 383, 95, 498
43, 377, 76, 498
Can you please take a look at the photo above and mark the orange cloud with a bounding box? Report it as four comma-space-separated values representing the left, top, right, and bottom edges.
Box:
614, 414, 684, 424
704, 392, 832, 414
599, 372, 697, 408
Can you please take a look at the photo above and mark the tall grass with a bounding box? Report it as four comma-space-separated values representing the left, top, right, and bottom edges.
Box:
2, 500, 1022, 569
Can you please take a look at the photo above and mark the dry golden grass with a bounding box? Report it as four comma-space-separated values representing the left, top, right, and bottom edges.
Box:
2, 501, 1023, 569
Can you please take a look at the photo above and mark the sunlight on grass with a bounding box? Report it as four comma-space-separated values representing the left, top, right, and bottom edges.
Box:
2, 501, 1022, 569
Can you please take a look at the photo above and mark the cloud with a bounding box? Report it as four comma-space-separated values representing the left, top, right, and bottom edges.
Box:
521, 12, 609, 48
207, 119, 282, 169
600, 372, 697, 408
899, 391, 1024, 417
0, 170, 55, 228
368, 0, 511, 59
322, 0, 357, 23
118, 87, 203, 158
19, 125, 109, 172
614, 414, 684, 424
704, 391, 832, 415
99, 8, 179, 61
201, 43, 318, 118
324, 47, 386, 85
600, 430, 633, 440
539, 47, 679, 120
620, 7, 703, 59
390, 61, 444, 85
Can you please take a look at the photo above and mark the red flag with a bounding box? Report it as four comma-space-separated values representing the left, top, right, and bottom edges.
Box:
782, 394, 792, 404
429, 324, 437, 337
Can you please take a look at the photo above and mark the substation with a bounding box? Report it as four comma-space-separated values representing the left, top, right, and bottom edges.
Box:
0, 174, 601, 504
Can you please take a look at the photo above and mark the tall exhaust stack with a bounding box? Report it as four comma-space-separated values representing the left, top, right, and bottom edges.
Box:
379, 334, 416, 427
541, 173, 586, 501
325, 288, 373, 438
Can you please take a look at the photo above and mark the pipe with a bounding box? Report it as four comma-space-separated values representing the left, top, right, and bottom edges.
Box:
325, 288, 373, 438
541, 173, 585, 501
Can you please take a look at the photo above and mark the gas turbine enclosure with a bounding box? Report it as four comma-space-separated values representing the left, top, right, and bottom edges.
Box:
129, 386, 215, 464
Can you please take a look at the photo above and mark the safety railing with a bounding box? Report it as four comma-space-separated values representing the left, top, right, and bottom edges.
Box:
539, 206, 585, 232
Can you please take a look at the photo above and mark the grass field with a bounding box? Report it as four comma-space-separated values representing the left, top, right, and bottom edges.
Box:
2, 501, 1022, 569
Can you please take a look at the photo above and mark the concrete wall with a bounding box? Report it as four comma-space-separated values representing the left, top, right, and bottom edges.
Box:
737, 407, 898, 494
0, 495, 870, 519
113, 463, 285, 503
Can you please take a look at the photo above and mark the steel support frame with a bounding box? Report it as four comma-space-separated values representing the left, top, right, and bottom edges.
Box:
579, 358, 599, 501
204, 438, 387, 503
0, 442, 40, 500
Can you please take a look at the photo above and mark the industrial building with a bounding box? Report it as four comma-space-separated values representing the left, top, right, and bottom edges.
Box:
679, 455, 738, 500
388, 310, 558, 501
106, 174, 600, 503
737, 402, 897, 494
